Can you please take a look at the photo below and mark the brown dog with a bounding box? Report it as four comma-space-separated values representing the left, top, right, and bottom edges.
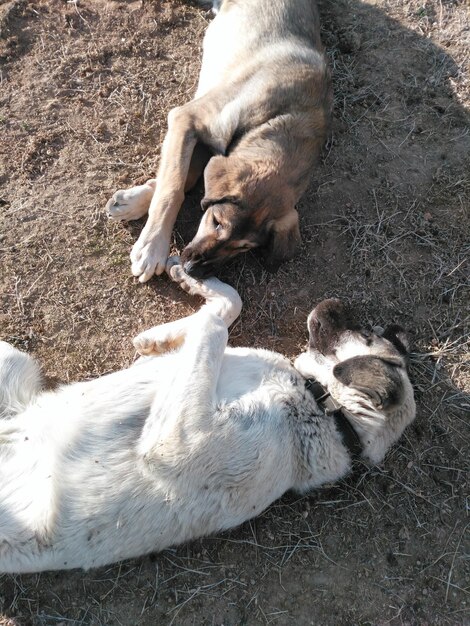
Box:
107, 0, 332, 281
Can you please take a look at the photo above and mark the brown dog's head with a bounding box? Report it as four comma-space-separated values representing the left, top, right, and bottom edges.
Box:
181, 155, 301, 278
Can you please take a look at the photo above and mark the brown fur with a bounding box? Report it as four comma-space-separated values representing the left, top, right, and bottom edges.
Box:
107, 0, 332, 282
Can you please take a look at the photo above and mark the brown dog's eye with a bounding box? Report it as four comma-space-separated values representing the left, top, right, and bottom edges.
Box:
213, 215, 221, 230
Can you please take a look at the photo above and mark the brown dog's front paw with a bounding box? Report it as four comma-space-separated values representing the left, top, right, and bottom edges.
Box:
106, 180, 155, 222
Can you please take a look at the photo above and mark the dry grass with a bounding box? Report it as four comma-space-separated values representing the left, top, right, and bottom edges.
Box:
0, 0, 469, 624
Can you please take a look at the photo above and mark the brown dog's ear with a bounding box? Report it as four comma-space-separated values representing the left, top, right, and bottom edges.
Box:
263, 209, 301, 271
333, 355, 404, 410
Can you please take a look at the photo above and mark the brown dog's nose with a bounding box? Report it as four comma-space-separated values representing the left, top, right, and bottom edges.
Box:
181, 243, 218, 279
182, 258, 214, 279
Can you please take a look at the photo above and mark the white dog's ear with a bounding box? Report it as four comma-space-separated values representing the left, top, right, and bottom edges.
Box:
333, 355, 404, 410
382, 324, 410, 355
263, 210, 302, 271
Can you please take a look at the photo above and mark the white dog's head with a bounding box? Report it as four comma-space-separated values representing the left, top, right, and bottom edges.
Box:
294, 299, 416, 463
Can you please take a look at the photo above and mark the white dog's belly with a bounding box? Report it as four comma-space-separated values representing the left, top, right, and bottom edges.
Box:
0, 347, 295, 572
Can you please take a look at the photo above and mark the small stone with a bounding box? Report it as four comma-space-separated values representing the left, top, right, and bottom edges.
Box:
399, 526, 410, 540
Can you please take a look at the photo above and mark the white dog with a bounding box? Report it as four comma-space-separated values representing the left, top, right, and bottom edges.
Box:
0, 261, 415, 573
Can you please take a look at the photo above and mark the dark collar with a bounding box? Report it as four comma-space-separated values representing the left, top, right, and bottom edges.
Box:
304, 378, 363, 461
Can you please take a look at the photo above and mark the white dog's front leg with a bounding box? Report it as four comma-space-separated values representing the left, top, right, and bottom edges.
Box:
166, 258, 242, 327
137, 309, 228, 460
133, 257, 242, 356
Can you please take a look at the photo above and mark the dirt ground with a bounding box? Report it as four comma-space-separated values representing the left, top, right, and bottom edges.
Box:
0, 0, 469, 624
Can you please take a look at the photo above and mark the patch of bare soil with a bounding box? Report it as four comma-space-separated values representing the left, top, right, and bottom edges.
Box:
0, 0, 468, 624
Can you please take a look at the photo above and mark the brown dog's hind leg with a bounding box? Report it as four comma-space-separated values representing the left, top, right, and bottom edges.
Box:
106, 179, 156, 222
106, 141, 209, 223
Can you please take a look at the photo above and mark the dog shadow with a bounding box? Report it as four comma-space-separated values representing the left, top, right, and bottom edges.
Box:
169, 0, 469, 319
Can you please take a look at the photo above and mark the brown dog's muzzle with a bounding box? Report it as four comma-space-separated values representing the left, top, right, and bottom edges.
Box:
180, 245, 220, 279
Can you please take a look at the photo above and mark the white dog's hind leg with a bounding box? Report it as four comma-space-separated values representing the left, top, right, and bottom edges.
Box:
106, 179, 156, 222
0, 342, 42, 418
133, 257, 242, 356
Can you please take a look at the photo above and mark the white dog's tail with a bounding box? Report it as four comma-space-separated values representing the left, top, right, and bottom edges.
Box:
0, 342, 43, 419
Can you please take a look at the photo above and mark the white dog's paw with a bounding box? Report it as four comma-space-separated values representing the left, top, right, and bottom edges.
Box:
166, 259, 204, 296
165, 255, 180, 272
130, 231, 170, 282
166, 257, 242, 326
106, 179, 156, 222
133, 321, 185, 355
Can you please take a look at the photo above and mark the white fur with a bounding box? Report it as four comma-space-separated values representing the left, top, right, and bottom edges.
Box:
0, 342, 42, 419
0, 265, 415, 573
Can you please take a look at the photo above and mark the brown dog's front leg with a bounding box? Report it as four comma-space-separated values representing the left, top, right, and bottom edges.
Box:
130, 106, 199, 282
185, 143, 212, 192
